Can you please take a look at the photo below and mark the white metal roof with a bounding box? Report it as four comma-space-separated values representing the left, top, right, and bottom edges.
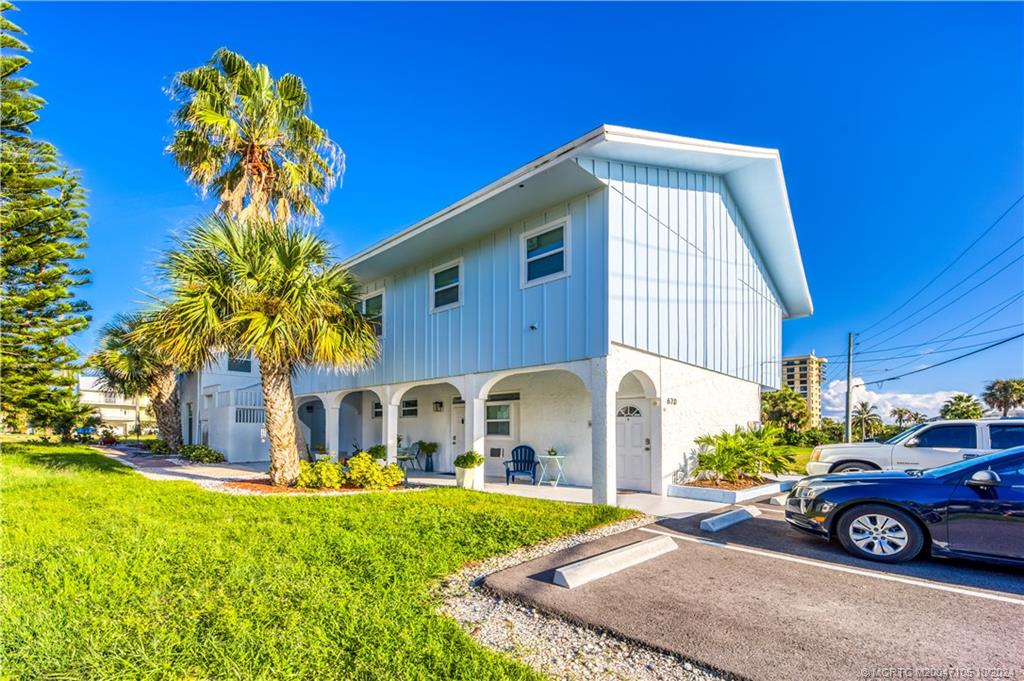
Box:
343, 124, 813, 319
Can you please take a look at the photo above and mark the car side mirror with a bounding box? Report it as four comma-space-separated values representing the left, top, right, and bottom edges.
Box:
904, 437, 919, 448
966, 469, 1001, 487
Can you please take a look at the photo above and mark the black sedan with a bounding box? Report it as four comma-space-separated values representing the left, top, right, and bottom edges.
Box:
785, 446, 1024, 565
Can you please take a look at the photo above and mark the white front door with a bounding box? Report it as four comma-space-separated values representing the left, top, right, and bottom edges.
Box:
449, 402, 465, 473
616, 401, 650, 491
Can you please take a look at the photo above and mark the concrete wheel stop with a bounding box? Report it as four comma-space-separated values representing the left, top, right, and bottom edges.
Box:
553, 535, 678, 589
699, 506, 761, 532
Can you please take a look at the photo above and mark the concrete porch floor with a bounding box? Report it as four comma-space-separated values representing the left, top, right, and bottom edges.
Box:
406, 471, 726, 519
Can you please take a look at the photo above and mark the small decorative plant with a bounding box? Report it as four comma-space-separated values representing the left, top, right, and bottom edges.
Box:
147, 439, 173, 456
546, 447, 558, 457
691, 424, 792, 484
366, 444, 386, 460
417, 440, 439, 457
453, 450, 485, 490
454, 451, 484, 469
179, 444, 226, 464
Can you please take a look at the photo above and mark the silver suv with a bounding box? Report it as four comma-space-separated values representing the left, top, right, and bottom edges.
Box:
806, 418, 1024, 475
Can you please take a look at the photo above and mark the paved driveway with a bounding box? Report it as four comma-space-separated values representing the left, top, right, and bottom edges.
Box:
484, 500, 1024, 681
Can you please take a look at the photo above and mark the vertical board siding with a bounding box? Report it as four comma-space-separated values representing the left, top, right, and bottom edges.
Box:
294, 190, 609, 395
592, 157, 784, 389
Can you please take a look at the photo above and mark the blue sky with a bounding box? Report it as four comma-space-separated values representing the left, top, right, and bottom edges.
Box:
23, 2, 1024, 417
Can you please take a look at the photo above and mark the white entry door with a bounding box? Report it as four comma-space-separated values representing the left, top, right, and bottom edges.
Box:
615, 401, 650, 491
449, 402, 465, 473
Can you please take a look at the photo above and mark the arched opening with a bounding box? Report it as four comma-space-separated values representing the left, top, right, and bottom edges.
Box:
389, 381, 463, 472
484, 369, 590, 483
296, 395, 327, 457
615, 370, 657, 492
336, 390, 384, 458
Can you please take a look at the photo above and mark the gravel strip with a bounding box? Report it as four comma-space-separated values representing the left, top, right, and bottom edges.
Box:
436, 516, 729, 681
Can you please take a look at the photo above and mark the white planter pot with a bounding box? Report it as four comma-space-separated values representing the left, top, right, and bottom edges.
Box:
455, 465, 485, 491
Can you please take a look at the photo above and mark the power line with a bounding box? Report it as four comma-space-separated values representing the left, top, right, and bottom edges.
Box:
856, 333, 1024, 387
802, 323, 1024, 360
858, 255, 1024, 352
857, 234, 1024, 345
856, 289, 1024, 374
857, 194, 1024, 335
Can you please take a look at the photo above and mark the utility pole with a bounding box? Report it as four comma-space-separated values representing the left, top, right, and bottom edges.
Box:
844, 332, 854, 443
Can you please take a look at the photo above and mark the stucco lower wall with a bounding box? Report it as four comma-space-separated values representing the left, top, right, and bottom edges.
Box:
609, 344, 761, 494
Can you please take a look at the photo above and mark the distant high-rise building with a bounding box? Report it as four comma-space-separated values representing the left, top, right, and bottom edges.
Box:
782, 354, 827, 427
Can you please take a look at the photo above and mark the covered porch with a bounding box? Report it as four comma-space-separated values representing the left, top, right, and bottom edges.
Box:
292, 355, 669, 506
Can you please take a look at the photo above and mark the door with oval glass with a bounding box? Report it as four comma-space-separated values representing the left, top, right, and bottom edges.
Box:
615, 401, 650, 491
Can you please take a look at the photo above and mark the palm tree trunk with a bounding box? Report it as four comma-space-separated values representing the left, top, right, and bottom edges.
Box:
260, 362, 301, 486
148, 367, 182, 452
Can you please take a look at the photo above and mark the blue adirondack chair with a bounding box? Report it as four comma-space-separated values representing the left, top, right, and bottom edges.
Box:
503, 445, 538, 485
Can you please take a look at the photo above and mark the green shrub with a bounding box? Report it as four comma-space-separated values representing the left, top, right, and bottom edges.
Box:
453, 451, 484, 469
692, 424, 793, 482
295, 460, 344, 489
366, 444, 386, 460
345, 453, 404, 490
147, 439, 172, 456
179, 444, 225, 463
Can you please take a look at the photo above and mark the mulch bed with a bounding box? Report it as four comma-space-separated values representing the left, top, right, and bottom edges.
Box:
684, 477, 770, 491
222, 477, 407, 495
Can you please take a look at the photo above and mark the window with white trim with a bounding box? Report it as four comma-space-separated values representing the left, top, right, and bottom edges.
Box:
227, 354, 252, 373
521, 219, 569, 286
372, 402, 382, 418
358, 292, 384, 336
401, 399, 418, 418
486, 404, 511, 436
430, 260, 462, 312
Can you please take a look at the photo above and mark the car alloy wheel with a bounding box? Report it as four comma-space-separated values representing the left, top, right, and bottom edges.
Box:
837, 504, 925, 563
847, 513, 908, 556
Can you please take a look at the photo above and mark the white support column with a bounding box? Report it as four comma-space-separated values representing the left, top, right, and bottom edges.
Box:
325, 403, 340, 460
465, 398, 486, 457
382, 392, 399, 465
590, 357, 617, 506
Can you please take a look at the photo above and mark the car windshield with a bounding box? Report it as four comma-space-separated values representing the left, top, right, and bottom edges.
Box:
883, 422, 929, 445
920, 449, 1019, 478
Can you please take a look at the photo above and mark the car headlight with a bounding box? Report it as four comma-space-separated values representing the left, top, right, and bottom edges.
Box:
792, 485, 819, 499
811, 447, 822, 462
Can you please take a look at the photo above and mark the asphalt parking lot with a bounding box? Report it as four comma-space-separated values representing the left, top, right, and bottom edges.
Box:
484, 498, 1024, 681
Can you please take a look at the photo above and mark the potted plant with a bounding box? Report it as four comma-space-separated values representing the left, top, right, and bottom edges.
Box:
417, 440, 439, 472
453, 450, 485, 490
545, 446, 559, 457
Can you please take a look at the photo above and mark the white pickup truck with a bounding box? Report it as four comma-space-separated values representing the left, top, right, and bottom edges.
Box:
806, 418, 1024, 475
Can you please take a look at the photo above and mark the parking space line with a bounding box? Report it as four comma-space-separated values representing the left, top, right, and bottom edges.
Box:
637, 527, 1024, 606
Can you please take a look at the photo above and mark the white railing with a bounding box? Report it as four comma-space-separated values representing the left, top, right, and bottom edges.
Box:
235, 407, 265, 424
234, 388, 264, 408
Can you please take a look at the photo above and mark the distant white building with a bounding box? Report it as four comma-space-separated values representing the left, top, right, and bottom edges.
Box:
76, 375, 151, 436
186, 125, 813, 505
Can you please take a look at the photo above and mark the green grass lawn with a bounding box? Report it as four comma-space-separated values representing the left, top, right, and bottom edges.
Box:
787, 446, 813, 474
0, 442, 634, 679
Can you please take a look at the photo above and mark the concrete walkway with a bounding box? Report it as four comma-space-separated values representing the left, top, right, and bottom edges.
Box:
406, 471, 724, 518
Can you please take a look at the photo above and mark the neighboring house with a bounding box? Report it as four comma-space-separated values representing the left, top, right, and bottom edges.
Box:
76, 375, 151, 436
781, 353, 828, 427
194, 125, 813, 505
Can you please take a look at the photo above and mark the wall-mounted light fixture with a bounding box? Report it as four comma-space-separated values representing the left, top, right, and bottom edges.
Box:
433, 401, 444, 412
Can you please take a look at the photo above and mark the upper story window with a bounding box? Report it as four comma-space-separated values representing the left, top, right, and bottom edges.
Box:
401, 399, 418, 418
103, 392, 118, 404
359, 292, 384, 336
430, 260, 462, 312
227, 354, 252, 373
521, 218, 570, 287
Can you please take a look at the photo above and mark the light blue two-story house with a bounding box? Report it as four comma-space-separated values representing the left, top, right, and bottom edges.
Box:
196, 125, 812, 506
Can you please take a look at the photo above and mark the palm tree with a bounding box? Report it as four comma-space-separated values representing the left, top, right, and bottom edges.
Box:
90, 313, 182, 451
149, 216, 378, 485
910, 411, 927, 424
889, 407, 912, 428
940, 393, 984, 420
982, 379, 1024, 417
851, 401, 883, 441
166, 48, 344, 224
761, 387, 809, 436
